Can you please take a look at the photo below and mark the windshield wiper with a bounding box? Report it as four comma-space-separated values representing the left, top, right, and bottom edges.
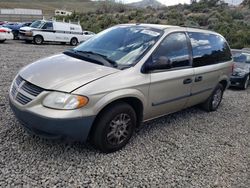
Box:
75, 50, 118, 68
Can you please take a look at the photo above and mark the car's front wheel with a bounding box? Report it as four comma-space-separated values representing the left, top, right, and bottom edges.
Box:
33, 35, 43, 45
242, 75, 249, 90
91, 102, 136, 153
202, 83, 224, 112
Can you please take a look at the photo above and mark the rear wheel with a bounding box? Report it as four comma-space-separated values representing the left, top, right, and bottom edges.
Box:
70, 37, 78, 46
0, 40, 6, 43
33, 35, 43, 45
242, 75, 249, 90
91, 102, 136, 153
201, 84, 224, 112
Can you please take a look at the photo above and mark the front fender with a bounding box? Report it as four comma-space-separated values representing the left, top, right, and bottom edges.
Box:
93, 89, 147, 115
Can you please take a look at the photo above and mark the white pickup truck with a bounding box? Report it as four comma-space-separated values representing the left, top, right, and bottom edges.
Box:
19, 20, 95, 45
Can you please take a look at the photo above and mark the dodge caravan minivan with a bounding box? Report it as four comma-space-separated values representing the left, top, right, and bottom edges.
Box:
9, 24, 233, 152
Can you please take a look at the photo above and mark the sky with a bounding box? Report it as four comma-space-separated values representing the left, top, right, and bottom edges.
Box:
118, 0, 244, 6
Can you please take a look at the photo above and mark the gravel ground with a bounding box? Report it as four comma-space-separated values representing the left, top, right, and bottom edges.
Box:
0, 40, 249, 187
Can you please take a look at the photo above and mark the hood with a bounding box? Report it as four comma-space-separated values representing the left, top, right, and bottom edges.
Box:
19, 53, 119, 92
19, 26, 33, 31
234, 62, 250, 70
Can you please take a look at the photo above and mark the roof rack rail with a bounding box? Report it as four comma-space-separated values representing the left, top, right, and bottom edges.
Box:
179, 24, 206, 29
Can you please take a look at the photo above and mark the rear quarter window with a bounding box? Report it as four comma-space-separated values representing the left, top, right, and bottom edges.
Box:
188, 32, 232, 67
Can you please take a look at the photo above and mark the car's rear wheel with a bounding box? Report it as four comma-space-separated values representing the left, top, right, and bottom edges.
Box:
201, 83, 224, 112
0, 40, 6, 43
70, 37, 78, 46
91, 102, 136, 153
34, 35, 43, 45
242, 75, 249, 90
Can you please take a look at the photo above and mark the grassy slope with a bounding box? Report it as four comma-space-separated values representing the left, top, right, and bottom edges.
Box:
0, 0, 98, 15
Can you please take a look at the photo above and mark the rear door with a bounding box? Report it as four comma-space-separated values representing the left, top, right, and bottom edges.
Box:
186, 31, 232, 107
146, 32, 195, 119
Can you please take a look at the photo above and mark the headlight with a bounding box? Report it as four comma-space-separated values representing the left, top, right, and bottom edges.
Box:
43, 92, 88, 110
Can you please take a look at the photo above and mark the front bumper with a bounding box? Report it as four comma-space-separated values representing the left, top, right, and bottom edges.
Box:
19, 34, 33, 41
9, 99, 95, 142
230, 76, 245, 87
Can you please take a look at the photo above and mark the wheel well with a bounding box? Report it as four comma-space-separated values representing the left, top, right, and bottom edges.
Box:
34, 35, 43, 39
71, 37, 78, 42
219, 80, 228, 91
89, 97, 144, 139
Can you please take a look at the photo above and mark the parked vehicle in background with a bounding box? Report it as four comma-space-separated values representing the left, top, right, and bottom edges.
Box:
230, 49, 250, 89
19, 20, 95, 45
3, 22, 31, 39
0, 27, 14, 43
0, 21, 8, 26
9, 24, 232, 152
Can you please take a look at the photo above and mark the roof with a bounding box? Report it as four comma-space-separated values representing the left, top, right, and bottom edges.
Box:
119, 23, 218, 35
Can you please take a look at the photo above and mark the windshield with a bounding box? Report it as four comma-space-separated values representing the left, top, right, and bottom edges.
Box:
233, 52, 250, 64
30, 20, 45, 28
74, 25, 163, 66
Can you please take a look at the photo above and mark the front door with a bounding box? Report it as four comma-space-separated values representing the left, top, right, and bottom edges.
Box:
146, 32, 195, 120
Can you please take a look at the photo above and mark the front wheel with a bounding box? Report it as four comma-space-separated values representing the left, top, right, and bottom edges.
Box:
91, 102, 136, 153
201, 84, 224, 112
33, 35, 43, 45
242, 75, 249, 90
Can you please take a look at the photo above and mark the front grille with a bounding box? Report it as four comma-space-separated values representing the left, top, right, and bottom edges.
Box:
10, 75, 45, 105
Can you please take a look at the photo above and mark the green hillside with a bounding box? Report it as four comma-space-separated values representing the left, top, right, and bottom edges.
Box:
60, 0, 250, 48
0, 0, 98, 15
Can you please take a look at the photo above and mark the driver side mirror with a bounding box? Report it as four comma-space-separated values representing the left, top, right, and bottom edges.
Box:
142, 56, 172, 73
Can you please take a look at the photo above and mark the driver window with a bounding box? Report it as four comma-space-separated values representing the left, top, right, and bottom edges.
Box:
152, 32, 190, 69
42, 22, 53, 30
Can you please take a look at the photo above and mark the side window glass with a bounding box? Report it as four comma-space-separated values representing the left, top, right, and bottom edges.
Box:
188, 32, 231, 67
152, 32, 190, 69
246, 54, 250, 64
42, 22, 53, 30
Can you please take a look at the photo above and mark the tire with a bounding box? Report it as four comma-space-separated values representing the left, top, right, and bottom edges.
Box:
70, 37, 78, 46
0, 40, 6, 43
201, 83, 224, 112
242, 75, 249, 90
33, 35, 43, 45
91, 102, 136, 153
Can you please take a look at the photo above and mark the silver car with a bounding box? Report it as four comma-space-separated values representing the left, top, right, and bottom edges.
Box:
9, 24, 233, 152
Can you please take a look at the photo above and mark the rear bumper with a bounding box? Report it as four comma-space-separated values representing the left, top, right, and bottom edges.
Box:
9, 99, 95, 142
230, 76, 245, 87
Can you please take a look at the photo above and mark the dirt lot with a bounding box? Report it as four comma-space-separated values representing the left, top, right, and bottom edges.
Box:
0, 40, 249, 187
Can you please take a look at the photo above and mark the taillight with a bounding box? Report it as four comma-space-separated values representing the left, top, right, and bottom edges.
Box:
0, 29, 6, 33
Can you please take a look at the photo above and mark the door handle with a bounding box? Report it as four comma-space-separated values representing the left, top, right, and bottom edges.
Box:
195, 76, 203, 82
183, 78, 192, 84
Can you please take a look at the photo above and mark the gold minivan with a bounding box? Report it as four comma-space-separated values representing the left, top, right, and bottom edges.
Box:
9, 24, 233, 152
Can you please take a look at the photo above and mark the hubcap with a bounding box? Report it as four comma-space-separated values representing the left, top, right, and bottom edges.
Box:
72, 39, 77, 45
212, 89, 222, 109
36, 37, 42, 43
107, 113, 131, 146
